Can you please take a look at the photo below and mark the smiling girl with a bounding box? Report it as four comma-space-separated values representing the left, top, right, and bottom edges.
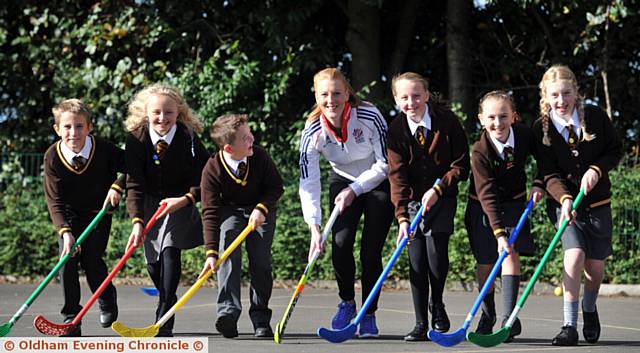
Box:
298, 68, 393, 337
124, 84, 209, 336
387, 72, 469, 341
533, 65, 622, 346
464, 91, 546, 341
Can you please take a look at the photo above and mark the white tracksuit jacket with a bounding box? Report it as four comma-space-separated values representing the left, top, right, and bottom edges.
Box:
299, 103, 389, 225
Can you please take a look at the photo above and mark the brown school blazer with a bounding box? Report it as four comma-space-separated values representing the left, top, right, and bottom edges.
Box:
532, 105, 623, 209
387, 101, 470, 223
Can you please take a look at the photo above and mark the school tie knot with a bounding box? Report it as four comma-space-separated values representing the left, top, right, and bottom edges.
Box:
72, 155, 86, 170
415, 126, 426, 146
237, 161, 247, 178
155, 140, 169, 160
566, 124, 579, 151
503, 146, 514, 169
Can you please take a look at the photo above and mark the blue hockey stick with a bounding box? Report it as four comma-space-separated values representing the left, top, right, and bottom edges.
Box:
428, 197, 535, 346
317, 179, 440, 343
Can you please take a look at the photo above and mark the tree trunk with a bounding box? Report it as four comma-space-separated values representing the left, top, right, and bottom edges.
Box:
387, 0, 419, 78
446, 0, 474, 132
346, 0, 383, 101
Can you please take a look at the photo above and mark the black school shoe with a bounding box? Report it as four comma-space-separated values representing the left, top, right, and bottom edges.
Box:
503, 317, 521, 343
475, 311, 496, 335
254, 326, 274, 338
429, 302, 450, 333
552, 325, 578, 346
99, 305, 118, 328
583, 306, 601, 344
215, 315, 239, 338
404, 322, 429, 341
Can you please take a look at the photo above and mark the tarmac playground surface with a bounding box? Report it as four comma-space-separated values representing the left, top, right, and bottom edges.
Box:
1, 283, 639, 353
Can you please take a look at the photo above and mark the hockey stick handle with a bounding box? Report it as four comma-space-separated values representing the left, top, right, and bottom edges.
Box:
308, 206, 341, 264
8, 205, 112, 325
506, 189, 585, 326
71, 203, 167, 325
157, 224, 254, 326
464, 197, 535, 327
352, 179, 440, 325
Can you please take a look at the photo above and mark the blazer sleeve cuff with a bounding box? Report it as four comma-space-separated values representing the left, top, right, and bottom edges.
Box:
110, 183, 124, 194
560, 194, 574, 205
255, 203, 269, 217
532, 179, 544, 189
206, 249, 219, 259
493, 227, 507, 238
589, 165, 603, 178
132, 217, 144, 225
58, 227, 72, 236
433, 182, 444, 197
397, 216, 410, 225
184, 192, 196, 205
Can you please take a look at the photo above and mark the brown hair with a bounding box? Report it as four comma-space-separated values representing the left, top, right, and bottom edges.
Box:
52, 99, 91, 125
125, 83, 203, 133
307, 68, 361, 123
538, 65, 594, 146
478, 90, 519, 122
211, 114, 248, 148
391, 72, 430, 97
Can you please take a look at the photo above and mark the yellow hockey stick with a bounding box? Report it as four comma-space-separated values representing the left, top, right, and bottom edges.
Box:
112, 224, 254, 337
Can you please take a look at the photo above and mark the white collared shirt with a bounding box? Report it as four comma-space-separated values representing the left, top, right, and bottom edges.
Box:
488, 127, 515, 160
148, 123, 177, 146
550, 109, 581, 142
60, 136, 92, 165
222, 151, 247, 176
406, 104, 432, 136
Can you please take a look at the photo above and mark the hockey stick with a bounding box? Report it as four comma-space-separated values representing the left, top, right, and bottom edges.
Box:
112, 223, 254, 337
33, 203, 167, 336
0, 206, 111, 337
317, 179, 440, 343
467, 189, 585, 347
274, 206, 340, 343
428, 197, 535, 346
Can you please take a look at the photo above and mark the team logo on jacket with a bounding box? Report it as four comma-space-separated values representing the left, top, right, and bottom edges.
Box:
353, 128, 364, 143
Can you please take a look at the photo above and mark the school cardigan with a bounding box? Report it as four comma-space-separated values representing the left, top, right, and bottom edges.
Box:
469, 123, 545, 237
201, 145, 284, 256
299, 103, 389, 226
125, 122, 209, 223
532, 105, 622, 209
387, 102, 470, 224
44, 135, 125, 235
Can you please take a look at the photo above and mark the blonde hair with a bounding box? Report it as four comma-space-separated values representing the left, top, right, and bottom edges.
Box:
52, 98, 91, 125
391, 72, 430, 97
478, 90, 519, 122
211, 114, 248, 148
538, 65, 594, 146
125, 83, 203, 133
307, 68, 361, 123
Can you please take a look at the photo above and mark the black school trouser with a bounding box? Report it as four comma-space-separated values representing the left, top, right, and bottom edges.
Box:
329, 173, 394, 314
406, 198, 455, 324
58, 211, 117, 320
147, 247, 181, 333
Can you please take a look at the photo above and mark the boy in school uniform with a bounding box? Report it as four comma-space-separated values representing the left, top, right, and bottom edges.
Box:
44, 99, 124, 336
464, 91, 549, 341
200, 114, 284, 339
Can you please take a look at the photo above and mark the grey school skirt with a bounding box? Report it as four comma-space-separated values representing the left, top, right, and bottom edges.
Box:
142, 195, 203, 264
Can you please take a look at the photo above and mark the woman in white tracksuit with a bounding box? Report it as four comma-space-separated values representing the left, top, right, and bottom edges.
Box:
299, 68, 394, 337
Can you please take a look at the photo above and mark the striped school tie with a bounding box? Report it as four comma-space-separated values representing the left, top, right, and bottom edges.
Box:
566, 125, 579, 157
155, 140, 169, 160
415, 126, 426, 146
503, 146, 514, 169
237, 161, 247, 179
72, 155, 86, 170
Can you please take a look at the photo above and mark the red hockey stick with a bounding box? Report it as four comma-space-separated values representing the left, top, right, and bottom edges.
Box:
33, 203, 167, 336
